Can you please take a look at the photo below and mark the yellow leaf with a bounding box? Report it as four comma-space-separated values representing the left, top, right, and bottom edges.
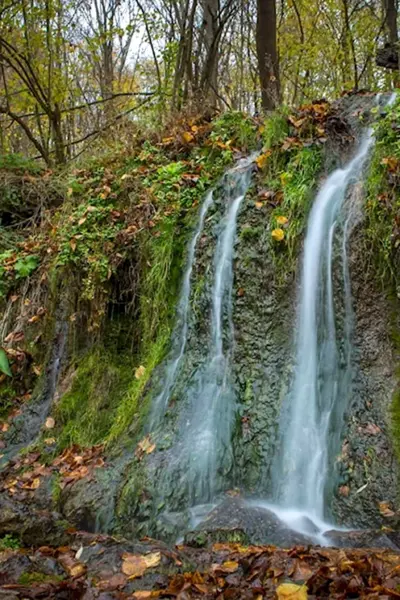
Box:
255, 201, 263, 209
182, 131, 194, 143
70, 238, 77, 252
276, 583, 308, 600
221, 560, 239, 573
135, 365, 146, 380
143, 552, 161, 569
31, 478, 41, 489
276, 215, 288, 225
255, 151, 271, 169
271, 228, 285, 242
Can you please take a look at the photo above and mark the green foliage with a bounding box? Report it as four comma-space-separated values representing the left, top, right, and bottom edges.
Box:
108, 219, 184, 444
262, 110, 290, 149
365, 97, 400, 283
0, 154, 42, 175
0, 349, 12, 377
260, 143, 323, 277
0, 534, 20, 551
14, 255, 39, 279
210, 112, 259, 152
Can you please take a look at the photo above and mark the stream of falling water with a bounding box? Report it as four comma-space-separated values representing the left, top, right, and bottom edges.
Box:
148, 189, 214, 431
149, 156, 255, 510
265, 92, 397, 539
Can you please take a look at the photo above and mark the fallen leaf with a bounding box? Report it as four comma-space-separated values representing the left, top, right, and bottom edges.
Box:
221, 560, 239, 573
45, 417, 55, 429
365, 423, 381, 435
136, 435, 156, 457
272, 228, 285, 242
276, 583, 308, 600
255, 151, 271, 169
122, 551, 161, 579
379, 501, 396, 518
182, 131, 194, 143
135, 365, 146, 380
276, 215, 288, 225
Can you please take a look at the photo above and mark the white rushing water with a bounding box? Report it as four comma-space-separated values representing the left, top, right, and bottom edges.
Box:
184, 157, 254, 503
148, 190, 214, 430
270, 92, 397, 532
152, 155, 255, 507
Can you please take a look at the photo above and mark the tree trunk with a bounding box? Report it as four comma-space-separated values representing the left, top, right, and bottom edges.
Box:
385, 0, 398, 46
256, 0, 279, 111
200, 0, 219, 106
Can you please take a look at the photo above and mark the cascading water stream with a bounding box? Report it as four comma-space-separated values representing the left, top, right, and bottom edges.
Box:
148, 189, 214, 431
268, 92, 397, 534
148, 156, 255, 511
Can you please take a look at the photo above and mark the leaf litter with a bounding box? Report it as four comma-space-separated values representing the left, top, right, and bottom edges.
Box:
2, 533, 400, 598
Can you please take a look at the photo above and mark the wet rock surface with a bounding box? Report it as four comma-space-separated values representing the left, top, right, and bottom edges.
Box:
187, 497, 314, 547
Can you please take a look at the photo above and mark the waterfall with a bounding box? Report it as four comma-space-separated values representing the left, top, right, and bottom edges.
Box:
148, 189, 214, 430
148, 156, 255, 510
270, 93, 397, 525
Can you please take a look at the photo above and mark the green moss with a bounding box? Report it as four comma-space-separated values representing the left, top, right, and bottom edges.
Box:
18, 572, 64, 585
391, 387, 400, 462
259, 144, 322, 280
54, 349, 134, 450
365, 97, 400, 283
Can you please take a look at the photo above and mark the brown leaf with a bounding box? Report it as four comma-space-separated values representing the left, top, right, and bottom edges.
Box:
122, 551, 161, 579
365, 423, 381, 435
379, 501, 396, 518
97, 572, 127, 591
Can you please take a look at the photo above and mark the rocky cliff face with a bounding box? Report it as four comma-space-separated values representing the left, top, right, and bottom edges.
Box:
0, 94, 399, 547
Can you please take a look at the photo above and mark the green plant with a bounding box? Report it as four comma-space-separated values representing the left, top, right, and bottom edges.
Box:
365, 97, 400, 283
210, 111, 259, 151
262, 110, 290, 149
0, 534, 20, 550
14, 255, 39, 279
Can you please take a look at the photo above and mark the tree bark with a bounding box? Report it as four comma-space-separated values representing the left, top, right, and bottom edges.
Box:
256, 0, 280, 111
385, 0, 398, 46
